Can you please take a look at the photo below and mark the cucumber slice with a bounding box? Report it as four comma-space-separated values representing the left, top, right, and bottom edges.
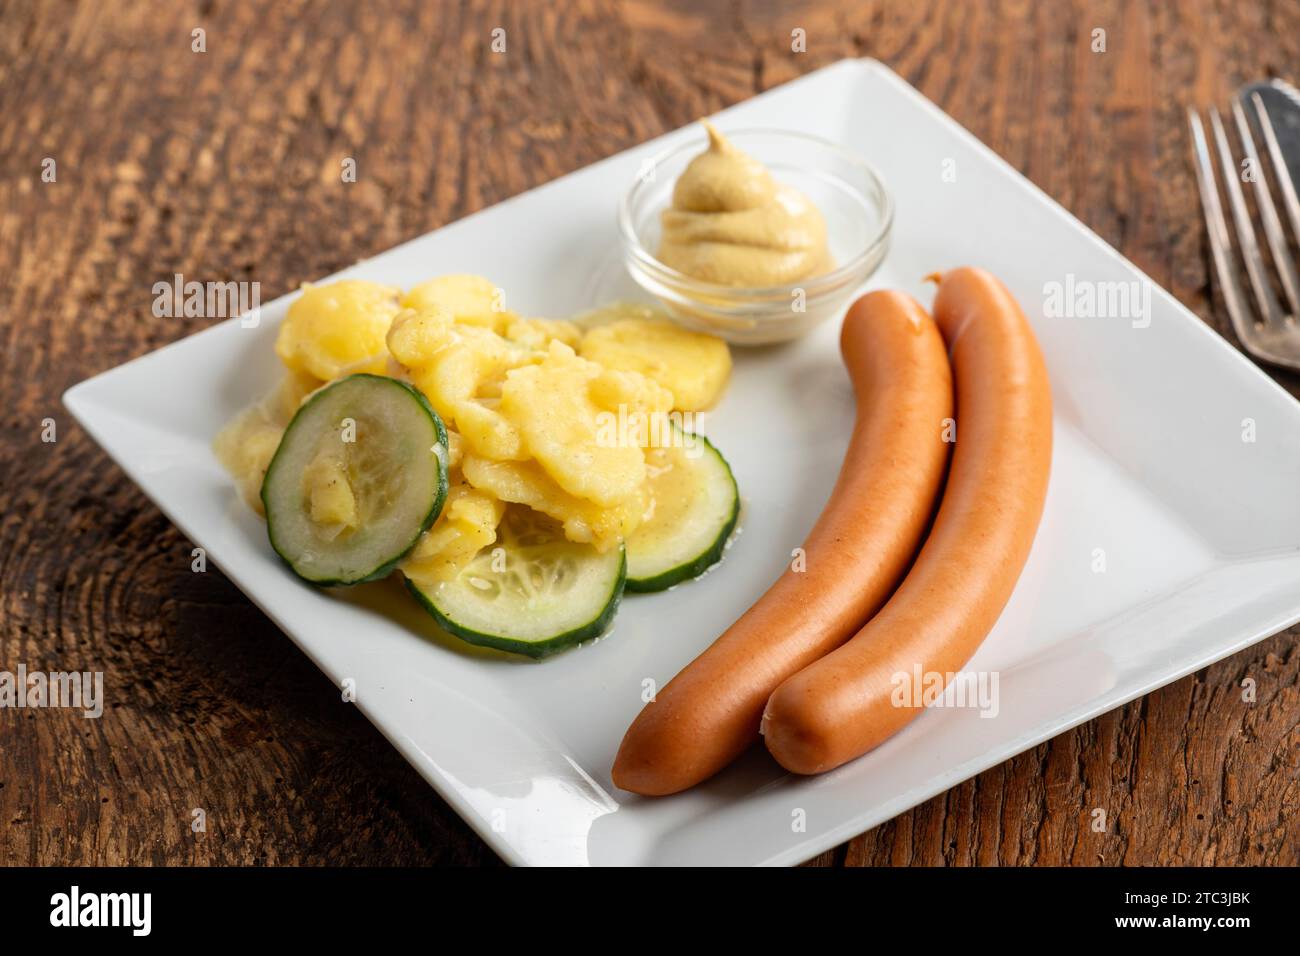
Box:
625, 431, 739, 592
406, 507, 625, 659
261, 374, 448, 585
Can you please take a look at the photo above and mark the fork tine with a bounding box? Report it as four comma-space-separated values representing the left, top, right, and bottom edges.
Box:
1209, 107, 1286, 324
1250, 92, 1300, 260
1188, 108, 1256, 339
1233, 98, 1300, 321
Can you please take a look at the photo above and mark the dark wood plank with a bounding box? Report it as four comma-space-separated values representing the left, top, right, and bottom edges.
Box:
1, 0, 1297, 866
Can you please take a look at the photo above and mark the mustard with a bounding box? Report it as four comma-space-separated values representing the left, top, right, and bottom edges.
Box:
657, 122, 830, 287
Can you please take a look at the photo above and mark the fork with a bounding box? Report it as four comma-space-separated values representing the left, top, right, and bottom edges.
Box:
1188, 87, 1300, 371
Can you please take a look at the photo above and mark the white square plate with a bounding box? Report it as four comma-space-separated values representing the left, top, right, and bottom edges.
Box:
65, 60, 1300, 866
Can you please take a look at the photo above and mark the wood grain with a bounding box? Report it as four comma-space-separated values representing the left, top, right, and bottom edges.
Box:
1, 0, 1297, 867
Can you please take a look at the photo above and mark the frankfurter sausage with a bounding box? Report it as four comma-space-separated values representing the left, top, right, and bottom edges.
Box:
761, 267, 1052, 774
612, 291, 954, 796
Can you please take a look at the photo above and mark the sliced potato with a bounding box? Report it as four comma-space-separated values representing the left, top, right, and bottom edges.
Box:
401, 479, 507, 586
402, 274, 511, 330
500, 342, 663, 508
578, 317, 731, 411
275, 280, 401, 380
460, 454, 644, 552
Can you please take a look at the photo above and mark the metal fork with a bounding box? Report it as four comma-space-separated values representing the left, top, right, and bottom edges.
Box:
1188, 88, 1300, 371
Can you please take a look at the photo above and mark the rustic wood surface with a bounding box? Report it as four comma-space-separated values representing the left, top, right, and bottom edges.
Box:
2, 0, 1298, 867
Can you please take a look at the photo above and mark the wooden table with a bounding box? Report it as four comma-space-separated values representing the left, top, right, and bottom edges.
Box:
2, 0, 1297, 867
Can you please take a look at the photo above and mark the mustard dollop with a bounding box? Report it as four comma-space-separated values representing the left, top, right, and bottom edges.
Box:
657, 122, 830, 287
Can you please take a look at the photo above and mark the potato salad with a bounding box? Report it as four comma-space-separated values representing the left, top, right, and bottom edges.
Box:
215, 275, 739, 658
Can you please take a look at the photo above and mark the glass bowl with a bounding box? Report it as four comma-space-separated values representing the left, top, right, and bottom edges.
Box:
619, 128, 893, 345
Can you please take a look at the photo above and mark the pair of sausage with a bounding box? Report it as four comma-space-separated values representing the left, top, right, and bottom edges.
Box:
612, 267, 1052, 794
